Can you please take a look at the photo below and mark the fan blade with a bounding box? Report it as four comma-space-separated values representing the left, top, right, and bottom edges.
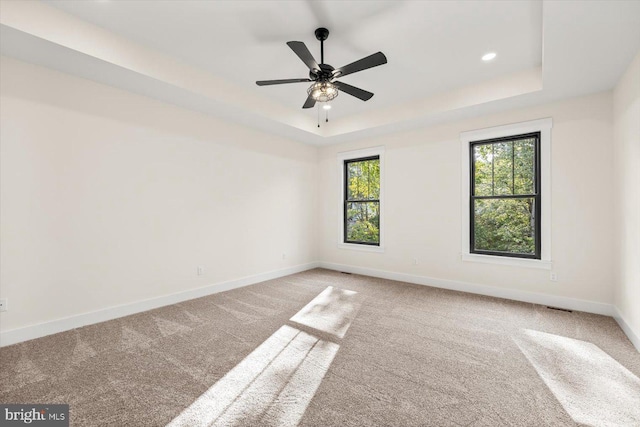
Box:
287, 41, 320, 71
256, 78, 312, 86
334, 52, 387, 78
302, 94, 316, 109
333, 81, 374, 101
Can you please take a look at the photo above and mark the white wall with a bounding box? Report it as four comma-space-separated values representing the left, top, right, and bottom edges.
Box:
613, 52, 640, 346
0, 53, 631, 346
319, 92, 615, 307
0, 57, 318, 336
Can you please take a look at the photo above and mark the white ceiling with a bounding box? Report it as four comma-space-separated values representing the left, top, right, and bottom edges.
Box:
1, 0, 639, 145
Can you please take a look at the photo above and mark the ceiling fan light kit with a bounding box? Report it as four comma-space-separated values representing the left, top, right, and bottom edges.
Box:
256, 27, 387, 110
307, 81, 339, 102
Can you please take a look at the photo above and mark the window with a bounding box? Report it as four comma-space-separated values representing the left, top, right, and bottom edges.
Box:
470, 133, 541, 259
460, 118, 552, 269
344, 156, 380, 245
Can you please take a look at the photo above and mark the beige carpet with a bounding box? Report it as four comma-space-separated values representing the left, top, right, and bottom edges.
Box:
1, 268, 639, 426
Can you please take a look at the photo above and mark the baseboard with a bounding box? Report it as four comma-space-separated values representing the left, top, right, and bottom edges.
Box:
0, 262, 320, 347
319, 262, 614, 316
324, 262, 640, 352
5, 261, 635, 352
613, 307, 640, 352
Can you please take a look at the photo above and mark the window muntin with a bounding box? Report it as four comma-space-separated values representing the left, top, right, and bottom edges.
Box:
344, 156, 380, 245
470, 133, 541, 259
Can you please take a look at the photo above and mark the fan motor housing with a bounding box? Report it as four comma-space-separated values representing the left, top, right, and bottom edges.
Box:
310, 63, 335, 81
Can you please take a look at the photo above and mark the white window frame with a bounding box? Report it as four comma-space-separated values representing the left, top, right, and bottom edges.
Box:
337, 146, 385, 253
460, 118, 552, 269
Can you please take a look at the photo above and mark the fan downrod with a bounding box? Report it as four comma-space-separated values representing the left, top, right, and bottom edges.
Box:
315, 27, 330, 68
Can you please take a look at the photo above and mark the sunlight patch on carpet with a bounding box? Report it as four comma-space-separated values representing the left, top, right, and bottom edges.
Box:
168, 286, 359, 427
516, 329, 640, 427
289, 286, 360, 339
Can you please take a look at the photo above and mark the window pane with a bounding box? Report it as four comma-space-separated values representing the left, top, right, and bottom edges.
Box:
492, 141, 513, 195
347, 158, 380, 200
346, 201, 380, 244
473, 137, 536, 197
514, 138, 535, 195
473, 144, 493, 196
473, 198, 536, 255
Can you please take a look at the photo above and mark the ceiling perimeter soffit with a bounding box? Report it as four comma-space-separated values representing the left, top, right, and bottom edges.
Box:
1, 1, 549, 144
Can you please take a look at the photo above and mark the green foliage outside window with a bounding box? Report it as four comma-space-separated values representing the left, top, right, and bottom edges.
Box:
345, 157, 380, 244
472, 136, 539, 257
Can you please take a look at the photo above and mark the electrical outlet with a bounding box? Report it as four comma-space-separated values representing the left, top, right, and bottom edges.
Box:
197, 266, 204, 276
282, 253, 286, 260
550, 272, 558, 282
412, 258, 418, 265
0, 299, 7, 312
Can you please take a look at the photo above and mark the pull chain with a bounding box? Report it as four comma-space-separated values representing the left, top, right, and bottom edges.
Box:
317, 104, 331, 127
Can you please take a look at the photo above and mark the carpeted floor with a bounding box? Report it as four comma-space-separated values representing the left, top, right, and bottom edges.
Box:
1, 268, 639, 426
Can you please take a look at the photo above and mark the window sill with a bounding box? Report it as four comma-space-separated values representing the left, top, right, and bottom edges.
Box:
338, 243, 385, 253
461, 253, 552, 270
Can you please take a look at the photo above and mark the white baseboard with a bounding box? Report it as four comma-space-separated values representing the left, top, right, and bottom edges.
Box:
323, 262, 639, 352
319, 262, 615, 316
0, 262, 320, 347
5, 261, 637, 353
613, 307, 640, 352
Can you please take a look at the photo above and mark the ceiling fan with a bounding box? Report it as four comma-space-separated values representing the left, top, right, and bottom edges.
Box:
256, 27, 387, 109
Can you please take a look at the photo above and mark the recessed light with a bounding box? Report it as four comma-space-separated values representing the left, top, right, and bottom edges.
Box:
323, 104, 332, 110
482, 52, 497, 61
